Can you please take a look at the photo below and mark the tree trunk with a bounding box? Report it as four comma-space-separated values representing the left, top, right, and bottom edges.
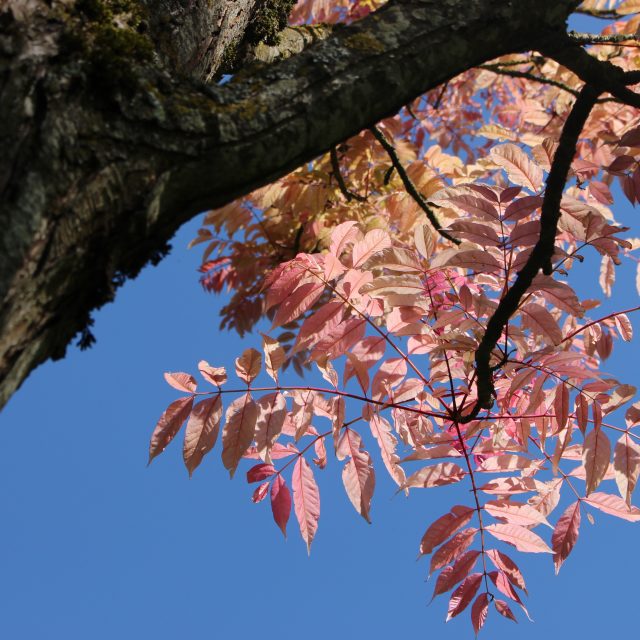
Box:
0, 0, 580, 408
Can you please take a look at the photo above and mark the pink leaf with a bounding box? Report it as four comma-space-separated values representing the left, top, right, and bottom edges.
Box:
485, 523, 552, 553
290, 389, 315, 441
552, 500, 581, 574
613, 433, 640, 505
365, 407, 406, 487
487, 549, 527, 593
446, 573, 483, 621
235, 348, 262, 383
272, 281, 325, 328
270, 475, 291, 537
292, 457, 321, 553
430, 528, 478, 574
261, 334, 286, 382
494, 599, 518, 623
471, 593, 490, 634
252, 481, 270, 503
402, 462, 466, 490
351, 229, 392, 267
221, 393, 259, 477
420, 505, 475, 556
446, 250, 502, 274
589, 180, 614, 205
246, 463, 277, 483
149, 396, 194, 464
198, 361, 227, 387
521, 303, 562, 345
254, 392, 287, 464
503, 195, 543, 221
584, 492, 640, 521
484, 500, 550, 528
329, 220, 360, 257
583, 426, 611, 495
183, 394, 222, 476
491, 143, 543, 192
164, 372, 197, 393
337, 429, 375, 522
431, 550, 480, 599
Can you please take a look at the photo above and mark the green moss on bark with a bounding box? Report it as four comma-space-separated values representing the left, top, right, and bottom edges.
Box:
247, 0, 297, 46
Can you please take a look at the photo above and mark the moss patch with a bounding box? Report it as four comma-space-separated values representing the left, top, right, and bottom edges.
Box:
344, 32, 386, 54
246, 0, 297, 47
60, 0, 153, 93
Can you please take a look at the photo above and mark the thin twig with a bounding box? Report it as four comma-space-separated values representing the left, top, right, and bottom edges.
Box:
369, 126, 460, 245
330, 146, 366, 202
480, 63, 581, 97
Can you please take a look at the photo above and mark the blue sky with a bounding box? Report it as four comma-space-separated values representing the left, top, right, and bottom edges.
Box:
1, 14, 640, 640
1, 211, 637, 638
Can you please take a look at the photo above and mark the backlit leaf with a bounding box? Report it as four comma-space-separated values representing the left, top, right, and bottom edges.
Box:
149, 396, 194, 464
183, 394, 222, 476
552, 501, 581, 574
486, 523, 552, 553
270, 475, 291, 537
292, 457, 321, 553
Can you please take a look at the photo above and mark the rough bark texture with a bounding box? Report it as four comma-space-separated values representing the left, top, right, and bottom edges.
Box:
0, 0, 580, 408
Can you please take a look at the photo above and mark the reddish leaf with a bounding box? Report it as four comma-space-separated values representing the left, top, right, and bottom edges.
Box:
270, 475, 291, 537
292, 457, 321, 553
261, 334, 286, 382
471, 593, 489, 634
583, 426, 611, 495
272, 281, 325, 328
164, 372, 197, 393
246, 463, 277, 483
183, 394, 222, 476
252, 481, 270, 503
337, 429, 375, 522
494, 599, 518, 623
430, 528, 478, 574
489, 571, 523, 605
420, 505, 475, 556
235, 348, 262, 383
402, 462, 466, 490
198, 361, 227, 387
446, 573, 483, 621
487, 549, 527, 593
365, 407, 406, 487
221, 393, 259, 477
149, 396, 194, 464
432, 550, 480, 599
521, 303, 562, 345
254, 392, 287, 464
503, 195, 543, 221
613, 433, 640, 505
552, 501, 581, 574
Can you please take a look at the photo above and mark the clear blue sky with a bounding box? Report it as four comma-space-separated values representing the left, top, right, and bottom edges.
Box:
1, 16, 639, 640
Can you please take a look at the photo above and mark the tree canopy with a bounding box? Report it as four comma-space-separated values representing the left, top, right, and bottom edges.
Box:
3, 0, 640, 632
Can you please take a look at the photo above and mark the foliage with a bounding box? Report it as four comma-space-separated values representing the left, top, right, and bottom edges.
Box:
150, 0, 640, 632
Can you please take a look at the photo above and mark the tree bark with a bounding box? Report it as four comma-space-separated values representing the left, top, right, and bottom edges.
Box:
0, 0, 580, 408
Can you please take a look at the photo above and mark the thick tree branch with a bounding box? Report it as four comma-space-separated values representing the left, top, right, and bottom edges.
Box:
544, 41, 640, 107
0, 0, 581, 407
463, 83, 602, 420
